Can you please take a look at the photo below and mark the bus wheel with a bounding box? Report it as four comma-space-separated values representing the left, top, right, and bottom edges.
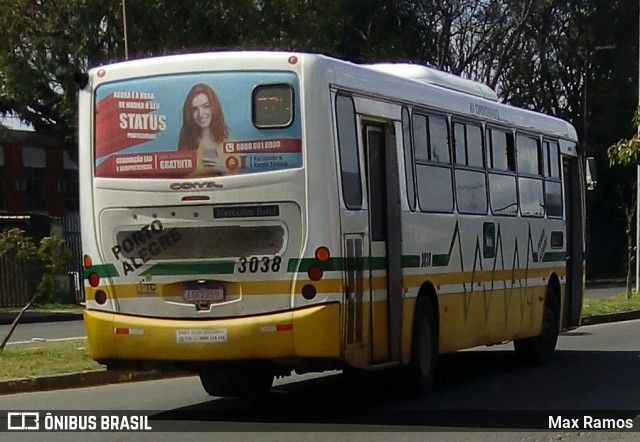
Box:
514, 287, 560, 362
406, 299, 438, 396
199, 362, 274, 397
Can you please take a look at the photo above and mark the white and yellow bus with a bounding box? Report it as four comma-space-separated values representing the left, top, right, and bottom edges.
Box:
78, 51, 589, 396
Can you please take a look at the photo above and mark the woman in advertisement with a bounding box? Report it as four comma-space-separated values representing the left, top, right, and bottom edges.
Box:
178, 83, 233, 176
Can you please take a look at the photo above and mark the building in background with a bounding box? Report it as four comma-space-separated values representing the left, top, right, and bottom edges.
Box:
0, 127, 83, 305
0, 129, 78, 216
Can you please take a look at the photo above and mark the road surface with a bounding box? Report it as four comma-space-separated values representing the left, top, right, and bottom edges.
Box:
0, 319, 638, 440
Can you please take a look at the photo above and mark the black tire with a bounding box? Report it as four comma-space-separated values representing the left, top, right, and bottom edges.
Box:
514, 287, 560, 362
199, 361, 274, 397
406, 299, 438, 397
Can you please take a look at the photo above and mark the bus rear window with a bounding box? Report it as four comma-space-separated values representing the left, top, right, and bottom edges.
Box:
115, 225, 286, 260
253, 84, 294, 128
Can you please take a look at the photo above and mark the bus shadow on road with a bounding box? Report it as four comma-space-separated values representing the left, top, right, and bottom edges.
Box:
560, 330, 593, 337
152, 349, 640, 430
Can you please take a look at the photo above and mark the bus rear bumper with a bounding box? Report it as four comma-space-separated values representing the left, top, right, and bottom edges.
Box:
84, 303, 341, 362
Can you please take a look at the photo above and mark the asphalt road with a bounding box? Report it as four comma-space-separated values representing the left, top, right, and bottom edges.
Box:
584, 284, 626, 299
0, 320, 86, 345
0, 319, 638, 440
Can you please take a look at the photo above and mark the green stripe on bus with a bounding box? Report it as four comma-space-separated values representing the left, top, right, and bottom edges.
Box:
287, 257, 345, 272
141, 261, 236, 276
96, 248, 562, 278
83, 264, 119, 279
432, 254, 450, 267
542, 252, 565, 262
401, 255, 421, 268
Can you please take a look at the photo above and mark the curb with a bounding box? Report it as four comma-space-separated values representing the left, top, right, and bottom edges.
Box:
0, 369, 192, 396
0, 311, 84, 326
581, 310, 640, 325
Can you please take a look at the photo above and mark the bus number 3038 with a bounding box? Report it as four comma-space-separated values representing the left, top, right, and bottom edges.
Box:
238, 256, 282, 273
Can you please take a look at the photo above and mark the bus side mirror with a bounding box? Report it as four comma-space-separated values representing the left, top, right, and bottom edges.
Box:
585, 157, 597, 190
74, 72, 89, 89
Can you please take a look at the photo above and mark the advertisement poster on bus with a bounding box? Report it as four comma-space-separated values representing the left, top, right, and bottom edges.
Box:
94, 72, 302, 178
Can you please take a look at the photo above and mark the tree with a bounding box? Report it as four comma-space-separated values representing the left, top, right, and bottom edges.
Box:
0, 0, 609, 153
0, 229, 71, 354
0, 0, 125, 158
1, 1, 639, 280
607, 108, 640, 298
0, 228, 38, 354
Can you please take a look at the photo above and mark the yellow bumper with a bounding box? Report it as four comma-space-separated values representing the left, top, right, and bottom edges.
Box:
84, 303, 341, 362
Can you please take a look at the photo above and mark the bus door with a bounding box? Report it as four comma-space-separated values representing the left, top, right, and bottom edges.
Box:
562, 156, 584, 327
334, 92, 402, 369
336, 94, 371, 370
363, 122, 403, 365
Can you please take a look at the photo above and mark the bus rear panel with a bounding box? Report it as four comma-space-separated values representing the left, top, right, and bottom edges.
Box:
81, 54, 342, 372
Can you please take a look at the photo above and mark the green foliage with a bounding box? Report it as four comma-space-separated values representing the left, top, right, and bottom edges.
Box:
0, 339, 101, 380
36, 235, 72, 301
1, 1, 639, 280
0, 0, 123, 155
606, 107, 640, 297
0, 228, 38, 261
0, 0, 626, 162
608, 138, 640, 167
0, 0, 609, 144
582, 293, 640, 316
0, 228, 72, 302
607, 108, 640, 167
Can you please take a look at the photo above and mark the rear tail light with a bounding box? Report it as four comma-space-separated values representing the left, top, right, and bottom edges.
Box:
315, 246, 330, 262
88, 273, 100, 287
302, 284, 317, 300
303, 246, 331, 297
307, 266, 323, 281
94, 290, 107, 305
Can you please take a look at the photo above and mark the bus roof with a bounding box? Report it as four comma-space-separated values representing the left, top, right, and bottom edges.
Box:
364, 63, 500, 102
86, 51, 578, 143
326, 57, 578, 142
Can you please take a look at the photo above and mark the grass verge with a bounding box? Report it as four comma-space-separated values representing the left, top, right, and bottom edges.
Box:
0, 339, 102, 381
0, 303, 83, 313
582, 293, 640, 317
31, 302, 83, 310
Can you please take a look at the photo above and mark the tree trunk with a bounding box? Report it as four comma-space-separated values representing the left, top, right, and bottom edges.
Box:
0, 292, 39, 354
619, 184, 636, 300
626, 233, 633, 299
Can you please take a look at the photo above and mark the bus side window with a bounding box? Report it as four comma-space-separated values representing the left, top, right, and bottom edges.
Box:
429, 115, 450, 163
544, 139, 563, 218
453, 120, 487, 215
454, 122, 466, 165
336, 94, 363, 210
414, 113, 454, 213
487, 127, 518, 216
402, 108, 416, 211
517, 133, 544, 217
0, 164, 4, 210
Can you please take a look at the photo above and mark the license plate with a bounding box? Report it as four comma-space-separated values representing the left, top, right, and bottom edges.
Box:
183, 283, 224, 303
176, 329, 227, 343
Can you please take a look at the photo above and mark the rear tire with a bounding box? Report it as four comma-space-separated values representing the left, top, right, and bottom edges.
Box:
405, 299, 438, 397
514, 287, 560, 362
199, 361, 274, 397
